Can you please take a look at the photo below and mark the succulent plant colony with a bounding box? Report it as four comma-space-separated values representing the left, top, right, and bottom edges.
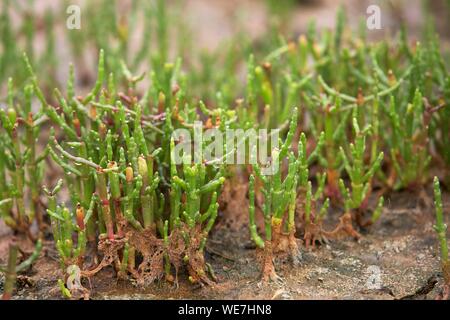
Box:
0, 1, 449, 299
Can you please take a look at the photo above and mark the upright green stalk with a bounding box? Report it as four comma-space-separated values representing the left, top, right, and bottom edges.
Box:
434, 177, 449, 266
2, 243, 18, 300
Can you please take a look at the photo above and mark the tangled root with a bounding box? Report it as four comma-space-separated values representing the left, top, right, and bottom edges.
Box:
288, 231, 302, 265
271, 219, 301, 264
438, 285, 450, 300
418, 187, 433, 208
186, 250, 214, 286
295, 195, 329, 250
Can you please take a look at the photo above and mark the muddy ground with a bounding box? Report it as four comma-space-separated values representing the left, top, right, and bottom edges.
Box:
0, 183, 449, 300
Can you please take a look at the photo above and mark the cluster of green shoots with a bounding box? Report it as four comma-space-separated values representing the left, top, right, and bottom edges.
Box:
0, 1, 449, 297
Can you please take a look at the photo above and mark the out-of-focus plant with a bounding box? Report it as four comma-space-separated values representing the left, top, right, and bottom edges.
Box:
334, 116, 384, 239
0, 79, 48, 240
433, 177, 449, 300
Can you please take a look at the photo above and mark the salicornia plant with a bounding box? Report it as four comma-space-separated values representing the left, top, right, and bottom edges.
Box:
0, 239, 42, 300
248, 110, 302, 282
433, 177, 449, 300
0, 79, 47, 240
336, 116, 384, 238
